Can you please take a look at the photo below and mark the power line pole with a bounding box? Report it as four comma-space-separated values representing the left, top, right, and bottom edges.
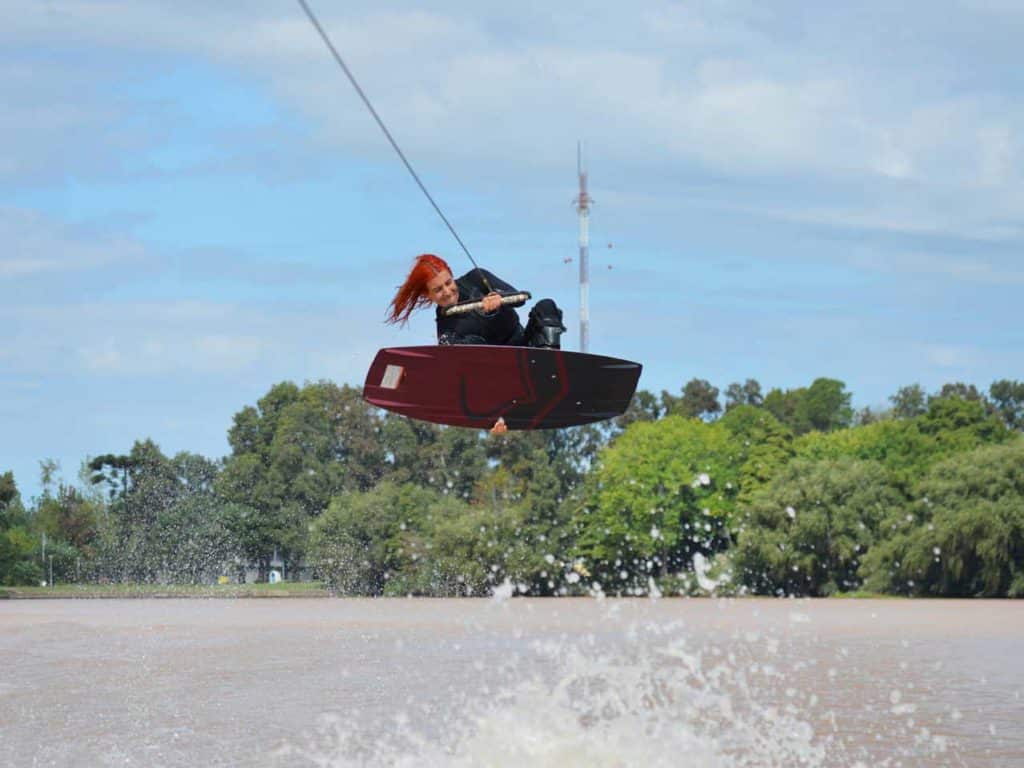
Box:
574, 141, 591, 353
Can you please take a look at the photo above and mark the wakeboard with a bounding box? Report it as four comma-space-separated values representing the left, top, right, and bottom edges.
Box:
362, 345, 642, 430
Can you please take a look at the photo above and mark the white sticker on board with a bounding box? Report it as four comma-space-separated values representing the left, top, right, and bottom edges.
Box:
380, 364, 404, 389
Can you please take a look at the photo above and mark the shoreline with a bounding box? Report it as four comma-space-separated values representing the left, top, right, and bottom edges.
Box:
0, 583, 332, 599
0, 585, 917, 600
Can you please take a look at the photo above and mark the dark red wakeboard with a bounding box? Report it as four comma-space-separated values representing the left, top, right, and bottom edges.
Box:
362, 345, 642, 430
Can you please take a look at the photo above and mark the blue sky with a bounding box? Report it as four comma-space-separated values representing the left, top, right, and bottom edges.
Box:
3, 0, 1022, 501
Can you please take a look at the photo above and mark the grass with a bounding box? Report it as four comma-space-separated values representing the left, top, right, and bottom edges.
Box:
0, 581, 331, 599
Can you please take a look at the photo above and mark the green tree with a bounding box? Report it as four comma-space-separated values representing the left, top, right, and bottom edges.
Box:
223, 502, 305, 583
379, 416, 490, 500
39, 459, 60, 498
572, 416, 742, 592
88, 442, 237, 583
989, 379, 1024, 431
309, 482, 446, 595
1, 526, 44, 586
615, 389, 663, 429
890, 384, 927, 419
763, 386, 803, 431
798, 378, 853, 432
934, 381, 985, 403
87, 441, 178, 582
734, 458, 906, 596
794, 396, 1008, 492
664, 378, 721, 420
0, 472, 41, 586
718, 405, 794, 506
148, 453, 237, 584
477, 432, 581, 595
395, 501, 538, 597
917, 395, 1007, 450
0, 471, 21, 522
725, 379, 764, 410
861, 439, 1024, 597
87, 453, 135, 501
218, 381, 388, 579
764, 379, 853, 435
34, 485, 100, 581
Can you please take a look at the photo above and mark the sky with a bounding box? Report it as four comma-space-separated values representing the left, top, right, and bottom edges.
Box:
3, 0, 1023, 501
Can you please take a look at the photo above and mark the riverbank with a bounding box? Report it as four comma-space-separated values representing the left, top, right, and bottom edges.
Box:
0, 582, 330, 599
0, 583, 914, 599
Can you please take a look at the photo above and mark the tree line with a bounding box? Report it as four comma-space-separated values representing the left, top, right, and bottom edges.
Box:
2, 377, 1022, 597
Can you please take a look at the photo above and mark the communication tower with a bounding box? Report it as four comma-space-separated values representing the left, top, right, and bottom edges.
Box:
574, 142, 591, 353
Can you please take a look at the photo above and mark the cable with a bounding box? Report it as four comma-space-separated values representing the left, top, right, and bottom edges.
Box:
296, 0, 492, 291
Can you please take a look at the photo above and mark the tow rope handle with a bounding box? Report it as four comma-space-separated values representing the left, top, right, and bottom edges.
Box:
441, 291, 532, 317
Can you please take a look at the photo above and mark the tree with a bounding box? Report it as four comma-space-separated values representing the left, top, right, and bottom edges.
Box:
0, 471, 20, 522
734, 458, 906, 596
764, 379, 853, 435
308, 482, 445, 595
664, 378, 721, 420
39, 459, 60, 499
149, 453, 237, 584
718, 405, 794, 506
229, 381, 386, 505
379, 416, 489, 500
88, 442, 178, 582
573, 416, 743, 592
0, 472, 39, 586
989, 379, 1024, 431
1, 525, 43, 586
87, 441, 236, 583
934, 381, 985, 403
223, 502, 304, 584
227, 381, 301, 460
765, 391, 802, 434
794, 394, 1010, 495
798, 378, 853, 433
218, 381, 388, 579
918, 395, 1007, 449
615, 389, 663, 429
87, 453, 135, 501
854, 406, 887, 426
35, 484, 100, 578
861, 439, 1024, 597
889, 384, 927, 419
725, 379, 764, 410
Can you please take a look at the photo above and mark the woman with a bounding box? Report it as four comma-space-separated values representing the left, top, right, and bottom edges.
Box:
387, 253, 566, 433
387, 253, 565, 348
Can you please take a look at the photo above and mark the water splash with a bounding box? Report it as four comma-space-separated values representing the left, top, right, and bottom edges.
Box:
276, 618, 829, 767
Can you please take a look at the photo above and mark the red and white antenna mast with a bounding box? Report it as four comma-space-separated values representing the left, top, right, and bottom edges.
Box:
574, 141, 591, 353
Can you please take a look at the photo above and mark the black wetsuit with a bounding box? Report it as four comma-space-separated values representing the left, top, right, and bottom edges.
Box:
435, 269, 526, 345
435, 268, 565, 348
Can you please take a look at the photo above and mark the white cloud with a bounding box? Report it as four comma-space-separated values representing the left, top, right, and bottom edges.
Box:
1, 1, 1023, 260
0, 207, 148, 277
79, 330, 268, 375
0, 295, 396, 385
924, 344, 976, 369
2, 2, 1019, 190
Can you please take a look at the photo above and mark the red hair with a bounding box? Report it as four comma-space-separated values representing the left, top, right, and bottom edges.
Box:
387, 253, 453, 325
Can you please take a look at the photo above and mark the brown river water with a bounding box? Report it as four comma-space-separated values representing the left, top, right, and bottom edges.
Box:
1, 597, 1021, 767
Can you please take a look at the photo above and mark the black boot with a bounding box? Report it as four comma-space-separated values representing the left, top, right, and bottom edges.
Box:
525, 299, 567, 349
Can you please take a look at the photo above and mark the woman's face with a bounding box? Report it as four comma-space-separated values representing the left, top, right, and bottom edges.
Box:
426, 269, 459, 308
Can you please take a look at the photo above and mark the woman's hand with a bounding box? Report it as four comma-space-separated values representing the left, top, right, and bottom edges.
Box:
481, 292, 502, 313
489, 417, 508, 435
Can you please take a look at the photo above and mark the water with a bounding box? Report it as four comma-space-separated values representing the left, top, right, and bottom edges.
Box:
1, 598, 1021, 766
